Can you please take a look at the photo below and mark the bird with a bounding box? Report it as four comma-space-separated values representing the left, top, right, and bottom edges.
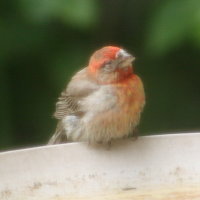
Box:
48, 46, 145, 145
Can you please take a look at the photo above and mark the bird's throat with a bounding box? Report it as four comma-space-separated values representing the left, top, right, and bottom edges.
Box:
101, 66, 134, 84
117, 66, 133, 79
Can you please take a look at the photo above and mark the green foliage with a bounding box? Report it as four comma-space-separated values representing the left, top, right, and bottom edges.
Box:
146, 0, 200, 56
19, 0, 99, 29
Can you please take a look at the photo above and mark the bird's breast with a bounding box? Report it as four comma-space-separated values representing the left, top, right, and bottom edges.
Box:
78, 74, 145, 142
115, 74, 145, 114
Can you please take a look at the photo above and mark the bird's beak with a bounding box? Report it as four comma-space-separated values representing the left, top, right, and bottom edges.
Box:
116, 49, 135, 68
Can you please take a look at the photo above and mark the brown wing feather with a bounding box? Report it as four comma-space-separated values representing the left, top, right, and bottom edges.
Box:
54, 68, 99, 120
54, 91, 79, 120
48, 68, 99, 144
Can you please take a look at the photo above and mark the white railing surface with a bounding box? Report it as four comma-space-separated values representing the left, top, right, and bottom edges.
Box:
0, 133, 200, 200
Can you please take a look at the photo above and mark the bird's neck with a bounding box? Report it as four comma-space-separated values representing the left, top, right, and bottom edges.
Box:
89, 66, 134, 84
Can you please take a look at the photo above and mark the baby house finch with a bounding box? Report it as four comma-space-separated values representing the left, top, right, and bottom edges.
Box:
48, 46, 145, 144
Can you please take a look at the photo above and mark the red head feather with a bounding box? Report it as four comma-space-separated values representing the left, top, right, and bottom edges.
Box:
88, 46, 121, 73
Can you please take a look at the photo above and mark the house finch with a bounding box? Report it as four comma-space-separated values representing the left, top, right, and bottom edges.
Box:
48, 46, 145, 144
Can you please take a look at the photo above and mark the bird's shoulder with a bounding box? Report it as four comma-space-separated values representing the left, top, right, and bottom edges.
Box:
54, 68, 99, 119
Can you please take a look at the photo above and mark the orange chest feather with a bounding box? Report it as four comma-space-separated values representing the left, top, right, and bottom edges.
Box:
114, 74, 145, 114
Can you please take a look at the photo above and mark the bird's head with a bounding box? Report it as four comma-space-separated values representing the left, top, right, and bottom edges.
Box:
88, 46, 135, 84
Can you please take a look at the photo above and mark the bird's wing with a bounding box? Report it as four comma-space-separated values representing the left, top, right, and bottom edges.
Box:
49, 68, 98, 144
54, 68, 98, 120
54, 92, 80, 119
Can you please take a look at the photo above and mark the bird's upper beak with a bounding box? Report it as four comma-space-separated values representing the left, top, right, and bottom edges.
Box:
116, 49, 135, 68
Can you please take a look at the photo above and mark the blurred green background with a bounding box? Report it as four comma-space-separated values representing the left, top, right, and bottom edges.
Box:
1, 0, 200, 150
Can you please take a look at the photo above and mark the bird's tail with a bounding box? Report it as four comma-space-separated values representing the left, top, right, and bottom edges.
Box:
48, 122, 67, 145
